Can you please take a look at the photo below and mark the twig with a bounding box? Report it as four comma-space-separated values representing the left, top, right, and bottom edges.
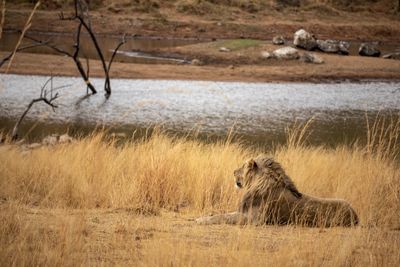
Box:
0, 42, 47, 68
24, 34, 71, 56
11, 76, 62, 141
108, 34, 126, 71
6, 0, 40, 73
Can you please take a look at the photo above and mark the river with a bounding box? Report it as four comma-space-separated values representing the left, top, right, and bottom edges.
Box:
0, 74, 399, 147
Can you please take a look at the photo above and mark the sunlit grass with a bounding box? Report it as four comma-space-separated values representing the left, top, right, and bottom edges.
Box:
0, 118, 399, 266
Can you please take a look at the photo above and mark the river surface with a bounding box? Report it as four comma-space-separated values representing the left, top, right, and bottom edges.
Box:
0, 74, 399, 147
0, 32, 201, 64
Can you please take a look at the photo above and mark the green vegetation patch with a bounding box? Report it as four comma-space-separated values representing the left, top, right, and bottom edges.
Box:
214, 39, 263, 50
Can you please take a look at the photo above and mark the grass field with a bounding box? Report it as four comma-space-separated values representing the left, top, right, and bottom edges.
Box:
0, 118, 400, 266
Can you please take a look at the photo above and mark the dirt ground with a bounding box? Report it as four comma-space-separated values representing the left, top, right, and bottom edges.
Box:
3, 203, 400, 266
1, 3, 400, 82
4, 4, 400, 42
2, 50, 400, 83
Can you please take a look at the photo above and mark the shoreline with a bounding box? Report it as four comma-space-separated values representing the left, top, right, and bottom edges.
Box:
1, 51, 400, 84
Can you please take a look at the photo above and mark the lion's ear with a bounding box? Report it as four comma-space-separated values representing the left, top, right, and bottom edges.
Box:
247, 159, 258, 170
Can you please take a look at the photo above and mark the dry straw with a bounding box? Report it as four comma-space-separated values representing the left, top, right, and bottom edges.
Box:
5, 1, 40, 73
0, 117, 399, 265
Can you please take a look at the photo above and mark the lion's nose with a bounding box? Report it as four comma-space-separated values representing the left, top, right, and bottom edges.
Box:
236, 181, 242, 188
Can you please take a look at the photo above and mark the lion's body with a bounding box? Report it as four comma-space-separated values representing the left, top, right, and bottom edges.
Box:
196, 155, 359, 227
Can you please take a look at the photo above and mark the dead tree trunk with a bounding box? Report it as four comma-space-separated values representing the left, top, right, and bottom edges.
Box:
59, 0, 126, 97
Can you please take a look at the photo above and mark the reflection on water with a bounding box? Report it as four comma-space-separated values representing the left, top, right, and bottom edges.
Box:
0, 32, 201, 64
0, 74, 399, 147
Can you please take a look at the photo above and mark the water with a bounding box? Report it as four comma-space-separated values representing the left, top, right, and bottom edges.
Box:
0, 32, 201, 64
0, 74, 399, 146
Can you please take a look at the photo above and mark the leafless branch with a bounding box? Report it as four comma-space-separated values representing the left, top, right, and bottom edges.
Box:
0, 42, 47, 68
24, 26, 97, 95
24, 34, 71, 56
108, 35, 126, 71
11, 76, 64, 141
17, 0, 125, 97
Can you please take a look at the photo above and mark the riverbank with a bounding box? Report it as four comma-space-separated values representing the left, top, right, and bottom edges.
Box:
4, 3, 400, 42
2, 51, 400, 83
2, 2, 400, 83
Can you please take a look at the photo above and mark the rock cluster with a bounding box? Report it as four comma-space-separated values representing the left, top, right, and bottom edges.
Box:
262, 46, 324, 64
42, 134, 75, 146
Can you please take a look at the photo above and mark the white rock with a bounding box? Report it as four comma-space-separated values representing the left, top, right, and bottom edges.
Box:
261, 51, 273, 59
191, 59, 203, 65
272, 47, 300, 60
219, 47, 231, 52
272, 35, 285, 45
294, 29, 317, 51
59, 134, 74, 144
300, 52, 324, 64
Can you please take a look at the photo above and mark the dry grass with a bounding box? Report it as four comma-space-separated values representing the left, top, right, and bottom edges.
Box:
0, 120, 400, 266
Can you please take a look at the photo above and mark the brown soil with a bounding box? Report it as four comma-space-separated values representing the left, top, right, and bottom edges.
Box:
2, 51, 400, 83
4, 3, 400, 42
1, 3, 400, 82
2, 203, 400, 266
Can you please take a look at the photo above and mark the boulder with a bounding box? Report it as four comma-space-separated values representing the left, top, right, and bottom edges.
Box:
272, 35, 285, 45
42, 135, 58, 146
272, 47, 300, 60
316, 40, 350, 55
293, 29, 317, 51
338, 41, 350, 55
300, 52, 324, 64
219, 47, 231, 52
42, 133, 75, 146
191, 59, 203, 65
59, 134, 74, 144
261, 51, 273, 59
359, 43, 381, 57
382, 52, 400, 60
317, 40, 339, 53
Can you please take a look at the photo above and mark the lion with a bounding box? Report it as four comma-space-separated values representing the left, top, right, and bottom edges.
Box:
196, 155, 359, 227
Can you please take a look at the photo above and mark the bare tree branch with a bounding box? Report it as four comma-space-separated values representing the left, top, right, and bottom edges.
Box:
16, 0, 124, 97
108, 35, 126, 71
11, 76, 63, 141
24, 34, 71, 57
24, 27, 97, 95
0, 42, 47, 68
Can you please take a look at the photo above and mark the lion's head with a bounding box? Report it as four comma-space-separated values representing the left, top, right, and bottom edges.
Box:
234, 155, 302, 198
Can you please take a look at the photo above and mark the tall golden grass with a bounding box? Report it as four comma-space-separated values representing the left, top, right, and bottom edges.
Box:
0, 118, 399, 266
